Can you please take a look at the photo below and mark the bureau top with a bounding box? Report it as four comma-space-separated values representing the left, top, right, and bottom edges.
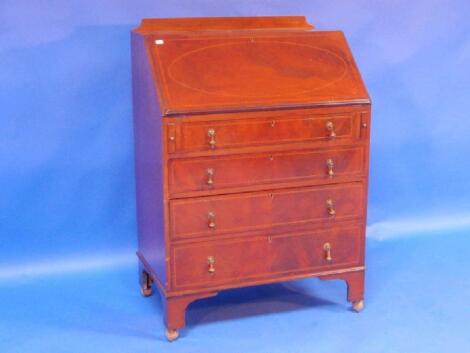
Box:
132, 17, 370, 116
134, 16, 314, 33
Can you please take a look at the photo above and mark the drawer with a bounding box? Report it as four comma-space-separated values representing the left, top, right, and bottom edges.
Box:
169, 146, 364, 196
169, 112, 362, 153
172, 226, 363, 289
170, 183, 364, 240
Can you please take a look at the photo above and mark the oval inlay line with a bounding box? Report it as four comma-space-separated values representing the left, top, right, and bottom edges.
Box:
167, 40, 348, 98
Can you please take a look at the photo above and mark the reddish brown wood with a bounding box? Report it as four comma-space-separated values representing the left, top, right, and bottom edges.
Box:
165, 105, 369, 159
169, 147, 365, 196
131, 30, 168, 286
170, 183, 365, 239
148, 30, 369, 115
131, 16, 371, 340
163, 292, 218, 331
319, 270, 365, 303
135, 16, 314, 34
172, 226, 364, 290
171, 111, 361, 154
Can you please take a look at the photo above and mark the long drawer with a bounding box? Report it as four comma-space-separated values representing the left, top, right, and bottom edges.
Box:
171, 225, 363, 289
170, 182, 364, 240
168, 111, 363, 154
169, 146, 365, 196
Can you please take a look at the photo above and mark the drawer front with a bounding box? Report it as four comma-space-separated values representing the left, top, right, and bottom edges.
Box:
169, 146, 364, 196
170, 183, 364, 240
172, 226, 363, 289
172, 112, 361, 153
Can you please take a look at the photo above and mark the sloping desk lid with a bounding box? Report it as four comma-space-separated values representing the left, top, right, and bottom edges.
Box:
146, 31, 370, 116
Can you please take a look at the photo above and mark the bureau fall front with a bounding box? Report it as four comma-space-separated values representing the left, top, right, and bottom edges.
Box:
131, 16, 371, 341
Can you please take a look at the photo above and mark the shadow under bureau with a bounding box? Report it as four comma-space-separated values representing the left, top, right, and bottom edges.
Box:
131, 16, 371, 341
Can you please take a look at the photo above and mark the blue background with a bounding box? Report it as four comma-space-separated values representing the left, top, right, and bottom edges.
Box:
1, 1, 469, 352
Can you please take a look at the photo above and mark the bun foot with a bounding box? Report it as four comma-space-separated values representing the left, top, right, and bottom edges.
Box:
140, 286, 153, 297
165, 329, 179, 342
140, 270, 153, 297
352, 300, 364, 312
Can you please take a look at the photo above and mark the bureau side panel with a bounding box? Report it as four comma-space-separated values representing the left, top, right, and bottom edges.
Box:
132, 33, 167, 286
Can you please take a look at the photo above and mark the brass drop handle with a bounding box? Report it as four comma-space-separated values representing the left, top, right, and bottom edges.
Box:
326, 199, 336, 216
326, 159, 334, 177
325, 121, 336, 139
208, 128, 216, 149
207, 168, 214, 186
208, 211, 216, 229
323, 243, 333, 262
207, 256, 215, 274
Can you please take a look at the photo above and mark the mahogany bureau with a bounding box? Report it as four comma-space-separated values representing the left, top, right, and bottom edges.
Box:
131, 16, 371, 341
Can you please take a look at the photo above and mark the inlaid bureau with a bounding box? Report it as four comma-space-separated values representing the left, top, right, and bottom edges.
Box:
131, 16, 371, 341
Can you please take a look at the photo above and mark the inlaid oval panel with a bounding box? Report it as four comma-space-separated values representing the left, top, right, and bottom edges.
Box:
167, 40, 347, 98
